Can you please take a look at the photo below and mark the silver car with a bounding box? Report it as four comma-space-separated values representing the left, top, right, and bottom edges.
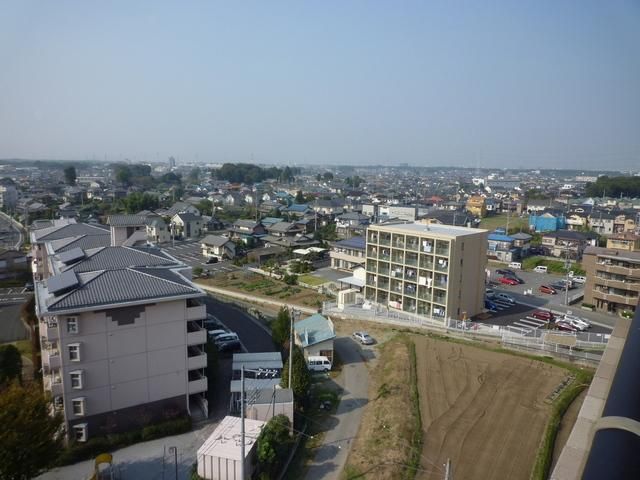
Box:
352, 331, 375, 345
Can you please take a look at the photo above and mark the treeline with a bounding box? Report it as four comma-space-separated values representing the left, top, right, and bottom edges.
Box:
213, 163, 299, 184
112, 164, 182, 189
585, 176, 640, 198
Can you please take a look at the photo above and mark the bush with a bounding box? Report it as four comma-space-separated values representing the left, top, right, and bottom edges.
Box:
283, 274, 298, 285
141, 416, 192, 441
193, 267, 203, 277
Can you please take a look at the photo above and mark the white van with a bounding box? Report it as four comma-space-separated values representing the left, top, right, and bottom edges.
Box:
307, 356, 332, 372
533, 265, 548, 273
508, 262, 522, 270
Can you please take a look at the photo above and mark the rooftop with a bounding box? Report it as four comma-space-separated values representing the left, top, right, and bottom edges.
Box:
368, 221, 487, 239
333, 237, 366, 250
197, 416, 266, 461
294, 313, 336, 348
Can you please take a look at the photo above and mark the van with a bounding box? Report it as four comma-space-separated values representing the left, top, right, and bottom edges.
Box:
307, 356, 332, 372
533, 265, 548, 274
508, 262, 522, 270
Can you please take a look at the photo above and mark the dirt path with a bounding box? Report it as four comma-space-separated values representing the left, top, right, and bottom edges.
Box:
551, 389, 587, 471
414, 337, 567, 480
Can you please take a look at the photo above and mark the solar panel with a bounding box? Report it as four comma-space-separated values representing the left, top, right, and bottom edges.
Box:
48, 270, 79, 296
58, 247, 85, 265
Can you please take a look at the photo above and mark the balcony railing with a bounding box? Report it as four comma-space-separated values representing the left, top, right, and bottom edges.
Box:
593, 290, 639, 306
188, 352, 207, 370
379, 236, 391, 246
42, 348, 61, 370
43, 374, 63, 396
186, 305, 207, 321
187, 329, 207, 346
188, 376, 208, 394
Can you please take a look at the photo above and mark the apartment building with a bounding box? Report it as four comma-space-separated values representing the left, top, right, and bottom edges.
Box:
329, 237, 365, 271
364, 222, 488, 320
30, 220, 208, 442
583, 246, 640, 315
606, 233, 640, 253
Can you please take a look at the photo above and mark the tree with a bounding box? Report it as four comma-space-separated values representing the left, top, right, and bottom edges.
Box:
256, 415, 293, 479
281, 345, 310, 401
271, 307, 290, 349
0, 345, 22, 386
295, 190, 305, 204
322, 172, 334, 181
0, 382, 63, 480
63, 166, 76, 185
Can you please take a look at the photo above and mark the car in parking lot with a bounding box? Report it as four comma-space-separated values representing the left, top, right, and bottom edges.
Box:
206, 257, 219, 264
352, 331, 375, 345
485, 288, 495, 298
505, 274, 525, 284
496, 268, 516, 276
539, 285, 557, 295
499, 276, 519, 286
485, 299, 498, 311
217, 338, 242, 353
532, 310, 555, 322
556, 321, 578, 333
562, 314, 591, 330
214, 332, 239, 345
495, 293, 515, 304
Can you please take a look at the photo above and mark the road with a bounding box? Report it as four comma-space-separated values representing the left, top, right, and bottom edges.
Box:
305, 337, 370, 480
0, 210, 24, 250
0, 303, 29, 343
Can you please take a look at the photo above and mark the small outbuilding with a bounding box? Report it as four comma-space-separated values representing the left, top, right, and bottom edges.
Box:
294, 313, 336, 363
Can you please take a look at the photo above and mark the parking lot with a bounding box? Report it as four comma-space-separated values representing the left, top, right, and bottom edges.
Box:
161, 240, 238, 274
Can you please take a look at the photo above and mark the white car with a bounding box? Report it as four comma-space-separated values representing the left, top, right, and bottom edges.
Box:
563, 314, 591, 330
495, 293, 515, 304
485, 288, 495, 298
353, 331, 375, 345
555, 316, 588, 331
570, 276, 587, 284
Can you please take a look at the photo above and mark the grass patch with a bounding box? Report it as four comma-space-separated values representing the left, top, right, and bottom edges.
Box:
479, 213, 529, 233
522, 256, 585, 276
530, 368, 593, 480
298, 275, 326, 286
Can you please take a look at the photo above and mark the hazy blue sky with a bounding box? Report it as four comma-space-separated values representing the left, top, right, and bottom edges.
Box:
1, 1, 639, 169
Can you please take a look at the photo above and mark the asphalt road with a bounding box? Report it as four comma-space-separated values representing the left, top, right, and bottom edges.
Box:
305, 337, 370, 480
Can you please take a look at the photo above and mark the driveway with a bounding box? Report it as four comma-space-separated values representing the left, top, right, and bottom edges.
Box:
305, 337, 370, 480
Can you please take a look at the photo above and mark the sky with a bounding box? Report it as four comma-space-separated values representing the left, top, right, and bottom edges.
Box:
1, 1, 639, 169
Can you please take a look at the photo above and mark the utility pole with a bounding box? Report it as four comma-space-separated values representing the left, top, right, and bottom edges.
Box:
445, 458, 452, 480
565, 246, 571, 306
289, 308, 295, 436
240, 365, 245, 480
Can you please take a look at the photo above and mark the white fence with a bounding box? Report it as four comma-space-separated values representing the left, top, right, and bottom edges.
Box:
323, 301, 606, 365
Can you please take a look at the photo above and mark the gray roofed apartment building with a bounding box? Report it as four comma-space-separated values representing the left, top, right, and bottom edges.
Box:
31, 219, 209, 443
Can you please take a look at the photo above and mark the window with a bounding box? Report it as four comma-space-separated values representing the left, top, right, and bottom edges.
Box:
68, 343, 81, 362
70, 370, 83, 389
53, 396, 64, 410
66, 317, 78, 334
71, 397, 86, 416
72, 423, 88, 442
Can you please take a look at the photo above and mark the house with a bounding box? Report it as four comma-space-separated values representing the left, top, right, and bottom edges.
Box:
145, 217, 170, 244
161, 201, 200, 218
266, 221, 304, 238
201, 235, 236, 260
201, 216, 225, 232
329, 237, 366, 271
58, 202, 78, 219
541, 230, 598, 260
335, 212, 370, 239
171, 213, 203, 239
606, 233, 640, 253
227, 219, 266, 245
466, 196, 487, 218
294, 313, 336, 363
246, 245, 288, 265
31, 232, 209, 443
313, 199, 344, 216
223, 192, 244, 207
106, 215, 149, 246
263, 233, 319, 249
529, 212, 566, 232
588, 210, 616, 235
487, 233, 517, 262
510, 232, 533, 255
283, 203, 313, 218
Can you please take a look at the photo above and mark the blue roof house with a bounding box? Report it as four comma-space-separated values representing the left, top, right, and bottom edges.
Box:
529, 212, 566, 233
293, 313, 336, 363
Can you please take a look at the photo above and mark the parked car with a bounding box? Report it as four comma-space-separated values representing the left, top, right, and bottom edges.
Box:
24, 282, 34, 291
570, 275, 587, 284
529, 246, 544, 255
352, 331, 375, 345
206, 257, 219, 264
214, 333, 239, 345
534, 265, 548, 274
563, 314, 591, 330
539, 285, 557, 295
495, 293, 515, 304
556, 321, 578, 333
496, 268, 516, 276
485, 299, 498, 311
485, 288, 495, 298
532, 310, 555, 322
550, 282, 567, 291
217, 339, 242, 353
505, 274, 525, 284
499, 276, 519, 286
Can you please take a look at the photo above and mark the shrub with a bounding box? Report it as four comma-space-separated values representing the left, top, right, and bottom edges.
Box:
141, 416, 192, 441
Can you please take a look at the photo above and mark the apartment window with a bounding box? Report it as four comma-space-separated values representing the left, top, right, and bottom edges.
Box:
72, 423, 88, 442
71, 397, 86, 416
69, 370, 83, 389
68, 343, 81, 362
66, 317, 79, 334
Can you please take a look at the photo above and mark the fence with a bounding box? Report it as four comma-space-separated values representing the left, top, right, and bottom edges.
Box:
323, 301, 606, 364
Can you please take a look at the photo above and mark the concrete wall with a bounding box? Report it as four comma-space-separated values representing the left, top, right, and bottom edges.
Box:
447, 231, 487, 319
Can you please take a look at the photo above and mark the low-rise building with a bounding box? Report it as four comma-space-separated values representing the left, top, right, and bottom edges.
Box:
541, 230, 598, 260
201, 235, 236, 260
171, 213, 203, 239
329, 237, 366, 271
606, 233, 640, 253
294, 313, 336, 363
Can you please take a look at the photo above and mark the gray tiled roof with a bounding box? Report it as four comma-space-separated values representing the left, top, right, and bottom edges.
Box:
63, 246, 178, 273
49, 235, 112, 254
34, 223, 110, 242
201, 235, 230, 247
106, 214, 149, 226
46, 268, 200, 312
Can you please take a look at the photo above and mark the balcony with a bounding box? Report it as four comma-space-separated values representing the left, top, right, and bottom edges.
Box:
596, 262, 640, 277
593, 290, 638, 307
595, 276, 640, 291
379, 235, 391, 247
40, 321, 58, 341
187, 328, 207, 346
43, 373, 63, 396
188, 351, 207, 370
42, 348, 61, 370
188, 374, 208, 394
435, 262, 449, 273
186, 305, 207, 321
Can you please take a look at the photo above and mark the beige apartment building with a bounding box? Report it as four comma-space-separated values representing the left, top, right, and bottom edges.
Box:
583, 246, 640, 315
364, 222, 488, 320
30, 220, 208, 443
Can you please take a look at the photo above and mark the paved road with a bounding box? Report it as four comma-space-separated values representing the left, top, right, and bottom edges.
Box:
0, 303, 28, 343
305, 337, 370, 480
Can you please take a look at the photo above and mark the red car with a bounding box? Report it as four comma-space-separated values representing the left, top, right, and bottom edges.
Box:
539, 285, 557, 295
532, 310, 555, 322
556, 321, 578, 332
499, 276, 519, 286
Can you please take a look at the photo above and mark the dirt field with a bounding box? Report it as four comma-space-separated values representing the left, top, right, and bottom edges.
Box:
414, 336, 568, 480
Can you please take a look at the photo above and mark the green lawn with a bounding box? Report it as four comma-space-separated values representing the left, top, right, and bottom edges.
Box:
298, 275, 327, 286
479, 213, 529, 233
